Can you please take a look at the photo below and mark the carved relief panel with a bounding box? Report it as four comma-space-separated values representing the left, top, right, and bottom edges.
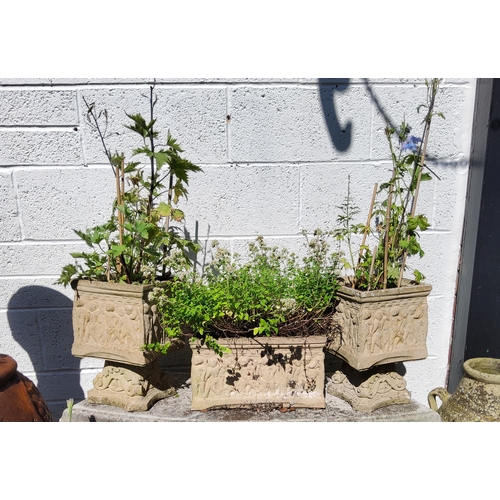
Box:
327, 282, 431, 371
190, 336, 327, 410
71, 280, 164, 366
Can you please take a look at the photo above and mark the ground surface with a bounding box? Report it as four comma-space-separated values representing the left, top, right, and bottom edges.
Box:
60, 372, 441, 422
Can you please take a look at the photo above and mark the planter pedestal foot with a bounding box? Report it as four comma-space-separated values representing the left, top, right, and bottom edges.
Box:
87, 360, 176, 412
327, 362, 411, 413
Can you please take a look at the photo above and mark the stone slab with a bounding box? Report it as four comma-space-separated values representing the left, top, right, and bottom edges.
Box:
60, 372, 441, 422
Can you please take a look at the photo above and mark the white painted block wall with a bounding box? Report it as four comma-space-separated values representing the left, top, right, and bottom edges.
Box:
0, 78, 476, 419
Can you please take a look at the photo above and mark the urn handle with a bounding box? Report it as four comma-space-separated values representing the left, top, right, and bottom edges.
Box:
428, 387, 450, 412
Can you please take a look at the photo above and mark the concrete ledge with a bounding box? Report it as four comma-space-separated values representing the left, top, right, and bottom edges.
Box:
60, 373, 441, 422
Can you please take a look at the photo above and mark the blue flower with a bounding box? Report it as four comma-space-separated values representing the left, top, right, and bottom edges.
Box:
401, 135, 422, 152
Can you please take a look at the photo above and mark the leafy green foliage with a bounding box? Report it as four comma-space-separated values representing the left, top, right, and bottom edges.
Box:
149, 232, 339, 356
57, 85, 201, 286
334, 78, 444, 290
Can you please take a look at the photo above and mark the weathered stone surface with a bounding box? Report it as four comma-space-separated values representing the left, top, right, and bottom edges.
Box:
87, 360, 175, 412
190, 336, 327, 410
327, 363, 411, 413
428, 357, 500, 422
59, 371, 442, 422
72, 280, 164, 366
327, 281, 431, 371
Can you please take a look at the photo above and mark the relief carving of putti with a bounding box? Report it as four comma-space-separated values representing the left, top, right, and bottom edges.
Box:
193, 345, 323, 400
74, 294, 143, 348
334, 298, 426, 356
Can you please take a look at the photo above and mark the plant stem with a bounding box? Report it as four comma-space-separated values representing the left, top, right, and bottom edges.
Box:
355, 182, 378, 288
367, 245, 377, 291
345, 175, 357, 275
397, 79, 439, 286
148, 83, 156, 217
82, 96, 115, 175
383, 188, 392, 289
114, 158, 124, 279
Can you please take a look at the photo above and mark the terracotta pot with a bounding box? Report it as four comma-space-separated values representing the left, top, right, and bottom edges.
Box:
326, 279, 431, 371
190, 335, 327, 410
428, 357, 500, 422
0, 354, 53, 422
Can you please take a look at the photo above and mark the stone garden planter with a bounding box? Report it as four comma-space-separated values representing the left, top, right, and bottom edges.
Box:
72, 280, 164, 365
190, 335, 327, 411
325, 279, 431, 412
71, 279, 177, 411
326, 280, 432, 371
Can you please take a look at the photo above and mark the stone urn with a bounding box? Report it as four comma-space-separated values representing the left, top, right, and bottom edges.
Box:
190, 335, 327, 411
326, 279, 431, 412
71, 279, 179, 411
428, 357, 500, 422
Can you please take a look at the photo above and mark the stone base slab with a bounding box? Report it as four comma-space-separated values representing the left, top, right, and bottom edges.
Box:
59, 372, 441, 421
327, 363, 411, 413
87, 360, 176, 412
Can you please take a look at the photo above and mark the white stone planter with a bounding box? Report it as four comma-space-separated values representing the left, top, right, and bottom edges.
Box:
190, 335, 327, 410
326, 280, 431, 371
71, 279, 177, 411
71, 279, 163, 366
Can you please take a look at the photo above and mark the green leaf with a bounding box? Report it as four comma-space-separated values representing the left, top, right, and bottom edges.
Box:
171, 208, 185, 222
107, 244, 127, 257
124, 161, 141, 173
125, 113, 152, 139
134, 220, 151, 239
56, 264, 78, 286
413, 269, 425, 283
156, 201, 172, 217
153, 150, 171, 169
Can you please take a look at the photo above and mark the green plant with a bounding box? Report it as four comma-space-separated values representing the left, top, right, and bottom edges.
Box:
57, 84, 201, 287
334, 78, 444, 291
148, 231, 339, 356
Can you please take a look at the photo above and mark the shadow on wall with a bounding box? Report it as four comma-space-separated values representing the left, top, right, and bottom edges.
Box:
318, 77, 399, 152
318, 78, 352, 152
7, 286, 84, 421
319, 78, 457, 167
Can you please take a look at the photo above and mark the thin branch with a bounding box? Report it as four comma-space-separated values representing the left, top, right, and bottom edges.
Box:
357, 183, 378, 264
82, 96, 115, 174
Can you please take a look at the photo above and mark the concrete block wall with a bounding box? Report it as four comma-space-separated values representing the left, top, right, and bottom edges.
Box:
0, 78, 476, 419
